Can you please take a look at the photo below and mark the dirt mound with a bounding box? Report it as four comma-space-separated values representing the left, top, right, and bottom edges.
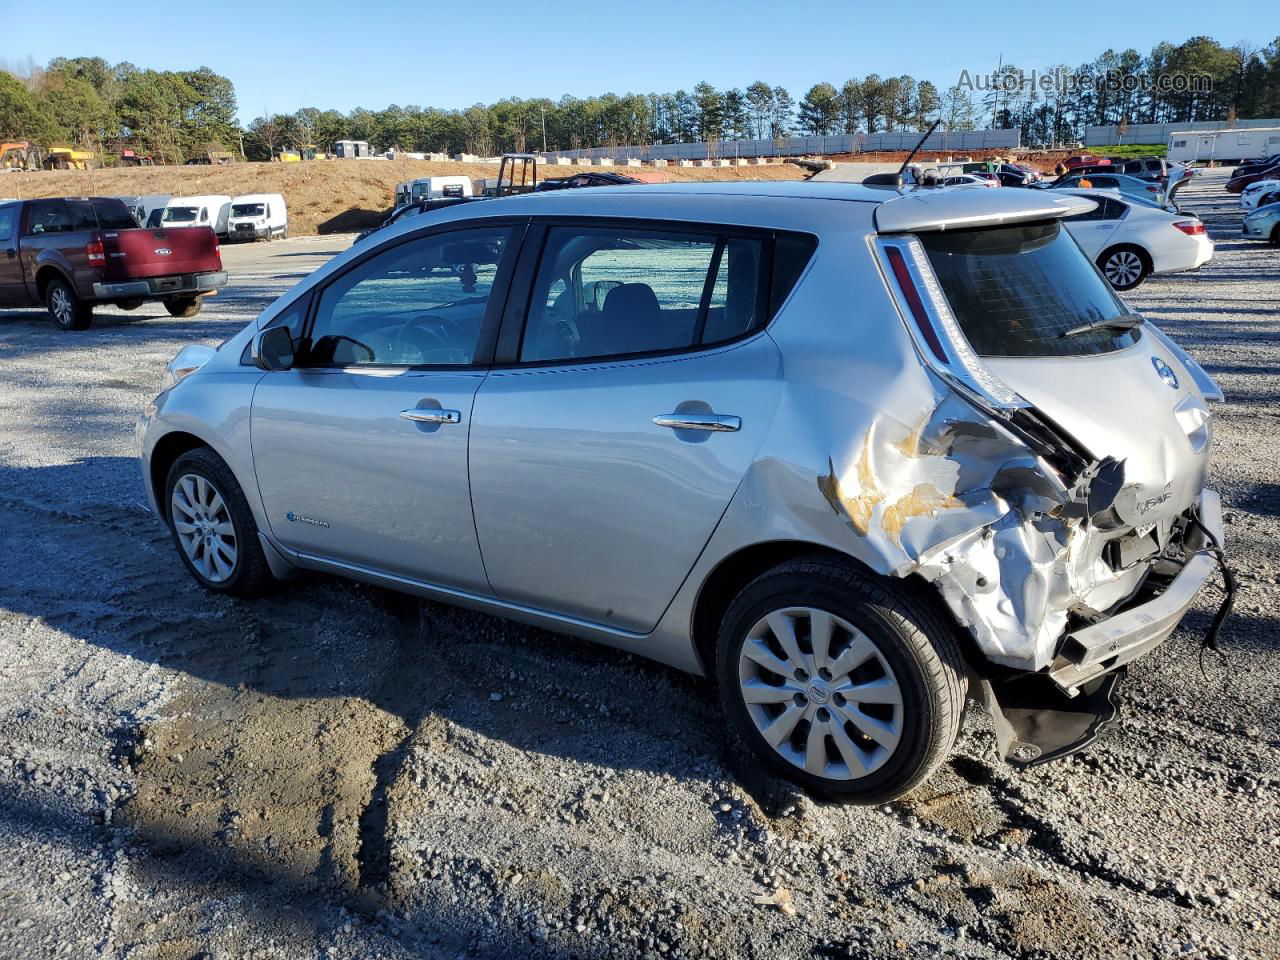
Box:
0, 159, 806, 237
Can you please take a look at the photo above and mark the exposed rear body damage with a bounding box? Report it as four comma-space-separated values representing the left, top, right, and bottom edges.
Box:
138, 179, 1230, 799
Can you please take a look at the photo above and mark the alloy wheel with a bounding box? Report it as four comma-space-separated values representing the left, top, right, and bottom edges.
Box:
1104, 250, 1143, 287
50, 287, 73, 326
737, 606, 903, 780
170, 473, 238, 583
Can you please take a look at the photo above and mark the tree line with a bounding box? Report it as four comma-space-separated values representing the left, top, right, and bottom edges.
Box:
0, 56, 238, 163
2, 35, 1278, 164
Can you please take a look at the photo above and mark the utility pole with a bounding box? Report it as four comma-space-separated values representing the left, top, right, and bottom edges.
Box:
541, 106, 547, 153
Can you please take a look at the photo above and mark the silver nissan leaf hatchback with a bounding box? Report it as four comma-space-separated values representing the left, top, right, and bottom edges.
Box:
138, 182, 1229, 803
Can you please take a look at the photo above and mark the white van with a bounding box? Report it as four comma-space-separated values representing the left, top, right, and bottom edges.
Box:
394, 176, 472, 207
227, 193, 288, 241
161, 195, 232, 236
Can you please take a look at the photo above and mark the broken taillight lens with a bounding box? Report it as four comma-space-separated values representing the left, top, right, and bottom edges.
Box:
86, 237, 105, 265
1173, 221, 1206, 236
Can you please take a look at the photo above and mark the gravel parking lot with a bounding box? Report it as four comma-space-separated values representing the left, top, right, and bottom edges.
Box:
1, 173, 1277, 960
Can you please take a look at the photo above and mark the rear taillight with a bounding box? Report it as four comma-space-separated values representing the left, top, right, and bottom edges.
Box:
884, 245, 948, 363
1174, 221, 1206, 236
86, 237, 105, 265
1145, 184, 1158, 193
876, 237, 1027, 410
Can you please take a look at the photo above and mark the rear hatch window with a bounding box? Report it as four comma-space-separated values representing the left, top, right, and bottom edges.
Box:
918, 220, 1139, 357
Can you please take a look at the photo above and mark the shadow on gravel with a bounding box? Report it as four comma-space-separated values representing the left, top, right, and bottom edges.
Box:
0, 455, 797, 951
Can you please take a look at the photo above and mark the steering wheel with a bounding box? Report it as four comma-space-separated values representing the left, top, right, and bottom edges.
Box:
392, 314, 466, 363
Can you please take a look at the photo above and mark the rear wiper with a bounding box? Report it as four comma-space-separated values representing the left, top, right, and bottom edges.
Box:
1061, 313, 1145, 338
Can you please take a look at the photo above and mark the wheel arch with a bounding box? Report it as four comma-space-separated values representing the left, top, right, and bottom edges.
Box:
34, 264, 73, 301
689, 540, 983, 681
690, 540, 877, 676
148, 430, 212, 520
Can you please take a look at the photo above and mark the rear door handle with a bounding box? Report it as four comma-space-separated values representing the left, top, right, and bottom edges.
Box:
400, 408, 461, 424
652, 413, 741, 432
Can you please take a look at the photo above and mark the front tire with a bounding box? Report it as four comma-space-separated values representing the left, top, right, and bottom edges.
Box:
164, 296, 202, 318
46, 276, 93, 330
165, 448, 273, 596
716, 558, 966, 804
1098, 246, 1150, 290
1271, 224, 1280, 247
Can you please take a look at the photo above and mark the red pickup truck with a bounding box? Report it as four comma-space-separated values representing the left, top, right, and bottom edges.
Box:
0, 196, 227, 330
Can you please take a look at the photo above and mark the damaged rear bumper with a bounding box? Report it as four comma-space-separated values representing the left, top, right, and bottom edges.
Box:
981, 488, 1227, 767
1048, 487, 1224, 695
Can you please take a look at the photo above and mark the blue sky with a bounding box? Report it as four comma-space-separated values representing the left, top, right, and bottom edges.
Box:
1, 0, 1271, 122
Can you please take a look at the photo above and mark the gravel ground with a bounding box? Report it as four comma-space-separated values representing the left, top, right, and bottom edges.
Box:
1, 174, 1277, 960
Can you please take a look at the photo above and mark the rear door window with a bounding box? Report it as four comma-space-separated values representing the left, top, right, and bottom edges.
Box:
918, 220, 1139, 357
518, 225, 816, 364
0, 205, 15, 242
26, 199, 70, 235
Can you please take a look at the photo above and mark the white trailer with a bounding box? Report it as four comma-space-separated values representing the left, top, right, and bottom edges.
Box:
1168, 127, 1280, 165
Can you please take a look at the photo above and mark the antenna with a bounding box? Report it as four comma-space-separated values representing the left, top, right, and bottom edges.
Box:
896, 119, 942, 187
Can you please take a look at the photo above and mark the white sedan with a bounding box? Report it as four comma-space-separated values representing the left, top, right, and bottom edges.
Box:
1057, 188, 1213, 290
937, 173, 999, 188
1240, 179, 1280, 210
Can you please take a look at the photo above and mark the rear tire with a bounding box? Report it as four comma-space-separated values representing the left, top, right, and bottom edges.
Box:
164, 296, 202, 318
715, 557, 966, 804
46, 275, 93, 330
164, 447, 273, 596
1098, 245, 1150, 290
114, 298, 144, 311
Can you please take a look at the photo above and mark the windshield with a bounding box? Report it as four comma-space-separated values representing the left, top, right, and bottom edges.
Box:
162, 207, 199, 223
919, 220, 1139, 358
232, 203, 265, 217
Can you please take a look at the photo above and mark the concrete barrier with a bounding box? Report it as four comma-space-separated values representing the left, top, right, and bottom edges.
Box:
650, 158, 668, 168
677, 159, 694, 167
593, 157, 614, 166
624, 158, 643, 167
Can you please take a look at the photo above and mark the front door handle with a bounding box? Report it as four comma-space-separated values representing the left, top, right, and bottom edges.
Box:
400, 408, 461, 425
652, 413, 741, 433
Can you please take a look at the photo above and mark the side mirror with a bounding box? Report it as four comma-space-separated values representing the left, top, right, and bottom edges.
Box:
251, 325, 295, 371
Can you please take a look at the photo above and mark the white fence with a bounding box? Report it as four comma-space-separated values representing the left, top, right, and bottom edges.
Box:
1085, 119, 1280, 147
540, 128, 1021, 163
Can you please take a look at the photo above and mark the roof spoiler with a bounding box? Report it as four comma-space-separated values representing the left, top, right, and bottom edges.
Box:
874, 191, 1096, 233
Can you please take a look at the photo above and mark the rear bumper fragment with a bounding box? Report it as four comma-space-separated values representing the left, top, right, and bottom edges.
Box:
93, 271, 228, 299
1049, 488, 1225, 695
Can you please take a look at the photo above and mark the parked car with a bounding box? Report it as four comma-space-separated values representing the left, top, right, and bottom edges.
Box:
938, 174, 998, 188
161, 195, 233, 237
1230, 153, 1280, 181
1241, 200, 1280, 245
138, 182, 1228, 803
1227, 163, 1280, 196
0, 196, 226, 329
1239, 179, 1280, 210
227, 194, 288, 241
1055, 188, 1212, 289
995, 163, 1035, 187
1045, 172, 1171, 209
535, 172, 645, 190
